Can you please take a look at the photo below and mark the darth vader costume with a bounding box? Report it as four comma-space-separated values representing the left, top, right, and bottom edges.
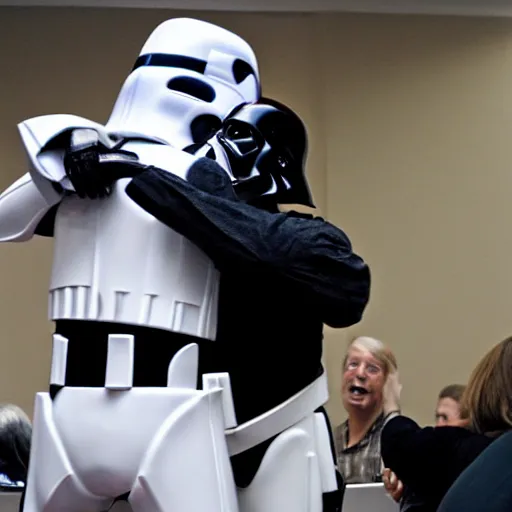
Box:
60, 98, 371, 510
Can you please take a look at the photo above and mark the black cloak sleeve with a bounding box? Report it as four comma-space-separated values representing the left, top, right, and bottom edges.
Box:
125, 157, 371, 328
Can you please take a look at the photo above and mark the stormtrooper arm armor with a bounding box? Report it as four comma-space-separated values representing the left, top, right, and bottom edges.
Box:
0, 173, 61, 242
125, 158, 371, 328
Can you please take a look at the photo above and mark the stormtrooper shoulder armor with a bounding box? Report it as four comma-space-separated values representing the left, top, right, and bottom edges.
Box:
0, 114, 106, 243
19, 113, 108, 186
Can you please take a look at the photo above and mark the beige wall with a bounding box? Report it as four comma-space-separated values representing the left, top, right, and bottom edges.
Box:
0, 7, 511, 427
321, 14, 512, 426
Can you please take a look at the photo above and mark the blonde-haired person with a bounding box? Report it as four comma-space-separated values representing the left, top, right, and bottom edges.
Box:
334, 336, 399, 484
0, 403, 31, 487
381, 335, 512, 511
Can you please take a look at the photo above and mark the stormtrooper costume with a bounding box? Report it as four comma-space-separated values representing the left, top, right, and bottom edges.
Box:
0, 17, 262, 512
61, 98, 371, 512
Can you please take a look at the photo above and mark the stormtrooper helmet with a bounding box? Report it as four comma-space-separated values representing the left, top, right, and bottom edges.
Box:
198, 98, 315, 209
106, 18, 260, 149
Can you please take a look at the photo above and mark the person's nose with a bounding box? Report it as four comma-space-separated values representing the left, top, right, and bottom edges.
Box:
355, 365, 367, 381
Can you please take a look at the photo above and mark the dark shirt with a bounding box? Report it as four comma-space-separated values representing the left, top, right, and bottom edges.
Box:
381, 415, 495, 511
124, 158, 371, 424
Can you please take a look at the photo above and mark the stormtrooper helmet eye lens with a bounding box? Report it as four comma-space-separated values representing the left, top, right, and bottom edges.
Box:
232, 59, 257, 84
190, 114, 222, 144
167, 77, 216, 103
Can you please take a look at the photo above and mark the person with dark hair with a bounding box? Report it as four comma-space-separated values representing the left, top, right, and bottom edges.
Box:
435, 384, 466, 427
0, 404, 31, 487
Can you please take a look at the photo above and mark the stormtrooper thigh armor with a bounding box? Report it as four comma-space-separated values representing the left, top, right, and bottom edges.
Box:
22, 334, 239, 512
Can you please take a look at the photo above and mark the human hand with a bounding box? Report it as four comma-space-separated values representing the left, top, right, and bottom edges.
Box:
383, 468, 404, 503
382, 370, 402, 416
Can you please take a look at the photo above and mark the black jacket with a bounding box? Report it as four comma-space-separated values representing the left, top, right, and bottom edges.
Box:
381, 416, 495, 511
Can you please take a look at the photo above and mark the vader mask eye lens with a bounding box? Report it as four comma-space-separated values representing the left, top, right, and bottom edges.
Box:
224, 123, 260, 156
226, 123, 250, 140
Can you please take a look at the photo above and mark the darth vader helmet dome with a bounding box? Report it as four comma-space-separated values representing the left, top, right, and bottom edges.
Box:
215, 98, 315, 208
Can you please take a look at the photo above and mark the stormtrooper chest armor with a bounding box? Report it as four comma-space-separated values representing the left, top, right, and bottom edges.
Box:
49, 142, 219, 341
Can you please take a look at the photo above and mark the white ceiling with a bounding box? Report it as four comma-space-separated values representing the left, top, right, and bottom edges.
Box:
1, 0, 512, 17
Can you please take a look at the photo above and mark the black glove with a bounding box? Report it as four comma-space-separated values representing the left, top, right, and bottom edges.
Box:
63, 128, 144, 199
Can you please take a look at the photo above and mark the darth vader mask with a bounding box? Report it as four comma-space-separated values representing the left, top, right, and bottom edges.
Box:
209, 98, 315, 209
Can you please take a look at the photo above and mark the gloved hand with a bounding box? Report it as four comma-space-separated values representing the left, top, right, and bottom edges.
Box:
63, 128, 144, 199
